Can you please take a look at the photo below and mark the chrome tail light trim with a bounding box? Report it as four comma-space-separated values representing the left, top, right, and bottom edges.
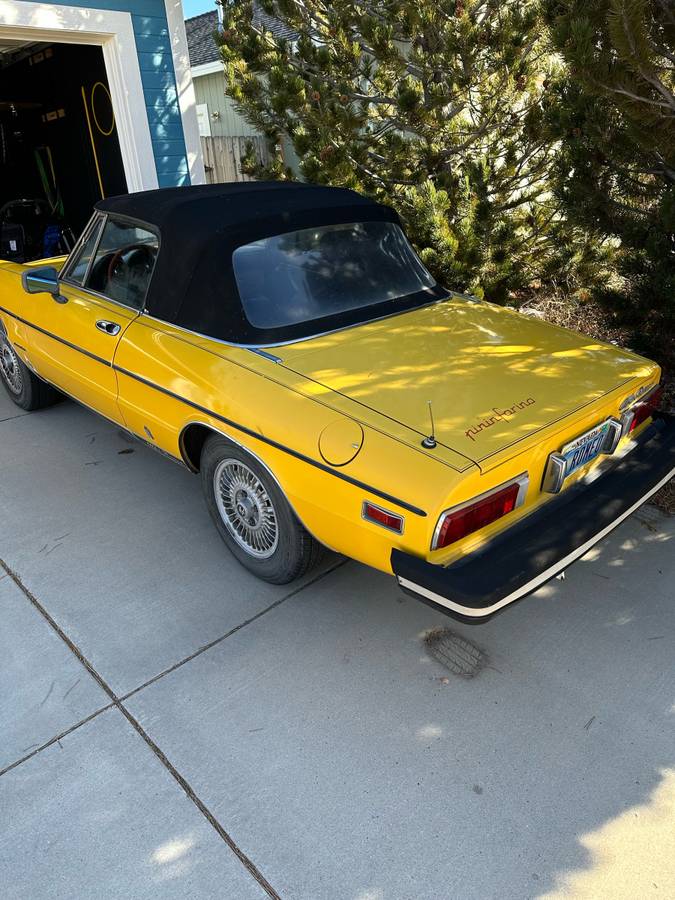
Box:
431, 472, 529, 551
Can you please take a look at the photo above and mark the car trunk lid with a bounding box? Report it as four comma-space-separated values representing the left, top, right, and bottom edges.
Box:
279, 298, 659, 471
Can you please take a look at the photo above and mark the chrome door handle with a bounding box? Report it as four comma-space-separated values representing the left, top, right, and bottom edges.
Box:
96, 320, 121, 336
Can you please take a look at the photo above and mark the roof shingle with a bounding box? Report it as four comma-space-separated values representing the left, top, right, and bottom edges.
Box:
185, 4, 298, 71
185, 10, 220, 67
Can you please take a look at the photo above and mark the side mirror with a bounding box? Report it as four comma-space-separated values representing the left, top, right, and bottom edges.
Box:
21, 266, 67, 304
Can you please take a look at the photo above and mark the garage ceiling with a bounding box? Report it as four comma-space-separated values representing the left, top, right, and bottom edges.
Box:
0, 38, 34, 54
0, 39, 45, 68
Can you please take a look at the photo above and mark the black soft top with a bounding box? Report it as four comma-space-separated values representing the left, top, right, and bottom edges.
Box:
95, 182, 435, 345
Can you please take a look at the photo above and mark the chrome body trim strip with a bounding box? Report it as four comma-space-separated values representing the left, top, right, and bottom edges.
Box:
178, 420, 339, 552
58, 213, 102, 283
60, 212, 160, 314
60, 281, 144, 314
248, 348, 282, 363
138, 290, 454, 351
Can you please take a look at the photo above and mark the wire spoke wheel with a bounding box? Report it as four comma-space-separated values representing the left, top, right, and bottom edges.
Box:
213, 458, 279, 559
0, 336, 23, 396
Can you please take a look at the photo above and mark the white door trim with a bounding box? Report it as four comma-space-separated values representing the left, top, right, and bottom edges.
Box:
0, 2, 158, 192
163, 0, 206, 184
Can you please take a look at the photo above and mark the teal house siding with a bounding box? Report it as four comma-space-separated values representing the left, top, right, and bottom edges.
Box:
39, 0, 191, 187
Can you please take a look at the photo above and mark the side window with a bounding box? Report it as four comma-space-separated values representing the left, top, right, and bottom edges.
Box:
63, 217, 104, 285
85, 218, 158, 310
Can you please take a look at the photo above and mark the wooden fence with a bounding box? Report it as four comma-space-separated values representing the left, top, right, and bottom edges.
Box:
200, 136, 270, 184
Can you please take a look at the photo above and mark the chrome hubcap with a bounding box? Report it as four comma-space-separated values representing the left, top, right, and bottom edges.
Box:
214, 458, 278, 559
0, 338, 22, 395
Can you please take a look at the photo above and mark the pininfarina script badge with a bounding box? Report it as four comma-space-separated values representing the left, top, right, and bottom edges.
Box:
465, 398, 536, 442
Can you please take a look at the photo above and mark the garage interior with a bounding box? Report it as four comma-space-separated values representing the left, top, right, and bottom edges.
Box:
0, 39, 126, 263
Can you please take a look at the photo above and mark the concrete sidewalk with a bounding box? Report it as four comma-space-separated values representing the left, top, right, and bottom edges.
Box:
1, 388, 673, 900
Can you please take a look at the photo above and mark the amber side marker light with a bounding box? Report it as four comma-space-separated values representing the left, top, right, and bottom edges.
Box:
362, 501, 404, 534
433, 474, 529, 550
624, 385, 663, 435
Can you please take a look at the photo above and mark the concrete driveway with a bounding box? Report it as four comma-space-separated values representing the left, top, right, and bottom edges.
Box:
1, 387, 673, 900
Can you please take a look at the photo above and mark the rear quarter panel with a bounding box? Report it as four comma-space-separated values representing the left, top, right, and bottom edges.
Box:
114, 316, 473, 571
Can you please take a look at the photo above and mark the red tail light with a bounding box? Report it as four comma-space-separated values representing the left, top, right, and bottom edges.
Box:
433, 475, 528, 550
628, 385, 663, 434
362, 502, 404, 534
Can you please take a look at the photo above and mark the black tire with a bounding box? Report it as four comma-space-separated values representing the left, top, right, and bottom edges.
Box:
0, 331, 60, 411
201, 434, 322, 584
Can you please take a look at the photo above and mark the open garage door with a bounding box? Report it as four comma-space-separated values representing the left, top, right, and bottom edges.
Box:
0, 40, 127, 262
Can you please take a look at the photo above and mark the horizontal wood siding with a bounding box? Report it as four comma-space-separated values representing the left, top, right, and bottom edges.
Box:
194, 71, 261, 139
33, 0, 190, 186
201, 136, 269, 183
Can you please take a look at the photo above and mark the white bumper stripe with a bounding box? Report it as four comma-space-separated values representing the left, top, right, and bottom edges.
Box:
398, 464, 675, 618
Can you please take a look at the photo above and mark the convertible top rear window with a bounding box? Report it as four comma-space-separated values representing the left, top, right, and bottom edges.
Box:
95, 182, 448, 345
232, 222, 436, 330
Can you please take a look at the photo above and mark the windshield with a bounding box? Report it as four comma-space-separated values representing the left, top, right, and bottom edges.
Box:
232, 221, 437, 330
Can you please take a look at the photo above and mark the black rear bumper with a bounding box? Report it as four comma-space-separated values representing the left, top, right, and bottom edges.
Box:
391, 415, 675, 623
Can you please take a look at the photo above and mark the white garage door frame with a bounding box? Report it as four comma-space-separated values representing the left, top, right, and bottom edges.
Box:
163, 0, 205, 186
0, 1, 160, 192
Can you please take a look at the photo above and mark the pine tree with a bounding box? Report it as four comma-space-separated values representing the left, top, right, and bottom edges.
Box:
544, 0, 675, 352
218, 0, 593, 302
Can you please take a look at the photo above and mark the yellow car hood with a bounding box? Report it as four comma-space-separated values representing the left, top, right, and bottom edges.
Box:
280, 298, 658, 468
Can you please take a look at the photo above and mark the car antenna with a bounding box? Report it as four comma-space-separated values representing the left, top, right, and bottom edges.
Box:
421, 400, 437, 449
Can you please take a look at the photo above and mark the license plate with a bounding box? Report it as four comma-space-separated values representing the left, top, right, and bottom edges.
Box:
561, 422, 610, 479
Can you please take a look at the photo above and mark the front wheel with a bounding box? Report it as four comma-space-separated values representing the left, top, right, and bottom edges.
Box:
0, 331, 59, 411
200, 435, 322, 584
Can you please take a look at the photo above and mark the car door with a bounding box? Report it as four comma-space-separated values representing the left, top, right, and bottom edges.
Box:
25, 213, 159, 424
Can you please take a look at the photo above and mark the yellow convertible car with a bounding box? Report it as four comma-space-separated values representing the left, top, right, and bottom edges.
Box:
1, 183, 673, 621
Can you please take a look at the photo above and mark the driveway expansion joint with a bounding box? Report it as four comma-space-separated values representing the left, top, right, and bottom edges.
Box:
0, 704, 115, 777
0, 556, 282, 900
120, 556, 348, 703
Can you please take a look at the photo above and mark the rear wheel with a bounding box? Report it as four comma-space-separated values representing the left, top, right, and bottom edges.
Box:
200, 434, 321, 584
0, 331, 59, 411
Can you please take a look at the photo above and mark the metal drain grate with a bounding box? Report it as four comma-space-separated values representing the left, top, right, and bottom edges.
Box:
424, 627, 486, 678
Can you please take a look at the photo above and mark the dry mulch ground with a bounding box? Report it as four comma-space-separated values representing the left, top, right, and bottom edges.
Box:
520, 295, 674, 516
